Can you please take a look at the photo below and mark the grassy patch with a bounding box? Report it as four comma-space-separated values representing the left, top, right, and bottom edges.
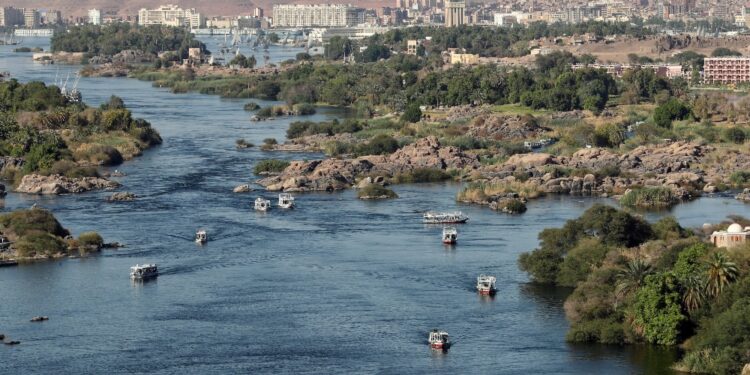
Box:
253, 159, 290, 175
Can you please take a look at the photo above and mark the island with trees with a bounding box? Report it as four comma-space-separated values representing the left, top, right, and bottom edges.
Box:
518, 205, 750, 374
0, 79, 162, 194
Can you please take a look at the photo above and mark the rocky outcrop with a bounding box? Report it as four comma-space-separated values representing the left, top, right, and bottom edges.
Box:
258, 137, 479, 192
737, 188, 750, 202
233, 184, 253, 193
16, 174, 120, 195
107, 192, 137, 202
468, 114, 549, 140
505, 153, 557, 168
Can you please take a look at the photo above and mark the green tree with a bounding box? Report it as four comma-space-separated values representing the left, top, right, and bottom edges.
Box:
615, 258, 653, 299
653, 98, 691, 128
401, 103, 422, 123
630, 273, 686, 345
705, 252, 739, 298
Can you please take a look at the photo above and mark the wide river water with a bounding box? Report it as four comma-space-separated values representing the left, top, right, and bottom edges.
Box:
2, 38, 750, 374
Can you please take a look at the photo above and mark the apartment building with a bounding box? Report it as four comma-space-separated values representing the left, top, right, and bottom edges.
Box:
272, 4, 365, 27
138, 4, 204, 28
0, 6, 23, 27
88, 9, 101, 25
703, 57, 750, 85
444, 0, 465, 27
24, 8, 41, 28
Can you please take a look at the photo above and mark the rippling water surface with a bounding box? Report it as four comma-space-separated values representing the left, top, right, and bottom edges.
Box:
1, 39, 749, 374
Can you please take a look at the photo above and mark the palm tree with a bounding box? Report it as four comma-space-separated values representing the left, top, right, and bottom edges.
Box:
615, 258, 653, 299
681, 274, 706, 314
705, 252, 739, 298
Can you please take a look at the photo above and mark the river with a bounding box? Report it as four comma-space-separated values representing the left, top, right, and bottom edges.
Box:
1, 38, 749, 374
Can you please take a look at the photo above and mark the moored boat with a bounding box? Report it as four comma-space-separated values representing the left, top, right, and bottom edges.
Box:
428, 329, 450, 350
254, 197, 271, 211
195, 230, 207, 244
278, 193, 295, 209
442, 227, 457, 244
476, 274, 497, 295
130, 264, 158, 280
423, 211, 468, 224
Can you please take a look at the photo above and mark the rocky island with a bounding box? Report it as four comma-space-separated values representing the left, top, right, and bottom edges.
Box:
0, 80, 161, 194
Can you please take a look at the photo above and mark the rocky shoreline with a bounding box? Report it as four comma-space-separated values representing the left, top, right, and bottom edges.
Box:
15, 174, 120, 195
256, 137, 750, 210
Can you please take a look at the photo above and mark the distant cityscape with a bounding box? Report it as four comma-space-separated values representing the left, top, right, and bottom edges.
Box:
2, 1, 750, 30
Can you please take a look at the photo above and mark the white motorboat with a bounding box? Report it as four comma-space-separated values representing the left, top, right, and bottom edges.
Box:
423, 211, 468, 224
476, 274, 497, 295
130, 264, 158, 280
442, 227, 458, 244
278, 193, 295, 209
195, 230, 207, 244
428, 329, 450, 350
254, 197, 271, 211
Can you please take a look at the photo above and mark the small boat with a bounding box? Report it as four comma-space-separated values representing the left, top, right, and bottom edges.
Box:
428, 329, 450, 350
130, 264, 158, 280
195, 230, 207, 244
476, 274, 497, 295
423, 211, 468, 224
30, 316, 48, 322
442, 227, 457, 244
278, 193, 295, 209
0, 259, 18, 267
254, 197, 271, 211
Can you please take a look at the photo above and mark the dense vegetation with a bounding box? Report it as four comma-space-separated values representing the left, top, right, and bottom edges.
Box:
253, 159, 290, 175
51, 23, 207, 58
363, 21, 654, 58
0, 80, 161, 182
519, 205, 750, 374
0, 209, 104, 258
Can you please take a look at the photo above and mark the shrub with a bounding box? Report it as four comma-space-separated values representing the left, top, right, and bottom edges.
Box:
620, 187, 677, 208
356, 134, 399, 156
253, 159, 290, 175
15, 230, 68, 257
729, 171, 750, 188
235, 139, 254, 149
567, 318, 625, 344
722, 127, 746, 144
401, 103, 422, 123
0, 209, 69, 238
243, 102, 260, 111
653, 99, 691, 129
78, 231, 104, 249
357, 184, 398, 199
392, 168, 450, 184
495, 198, 527, 214
293, 103, 316, 116
74, 144, 124, 166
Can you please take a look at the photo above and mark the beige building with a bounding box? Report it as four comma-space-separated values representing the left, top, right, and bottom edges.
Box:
703, 57, 750, 85
23, 8, 40, 28
272, 4, 365, 28
138, 4, 204, 28
448, 50, 478, 65
444, 0, 465, 27
710, 223, 750, 249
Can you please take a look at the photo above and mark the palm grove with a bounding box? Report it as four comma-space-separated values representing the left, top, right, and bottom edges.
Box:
519, 205, 750, 374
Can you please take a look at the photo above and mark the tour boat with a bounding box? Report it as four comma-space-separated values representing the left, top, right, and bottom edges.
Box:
428, 329, 450, 350
130, 264, 158, 280
254, 197, 271, 211
195, 230, 207, 244
476, 274, 497, 296
423, 211, 469, 224
442, 227, 458, 244
278, 193, 295, 209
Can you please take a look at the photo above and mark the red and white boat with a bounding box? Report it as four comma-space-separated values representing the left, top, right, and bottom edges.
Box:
428, 329, 450, 350
476, 274, 497, 295
442, 227, 457, 244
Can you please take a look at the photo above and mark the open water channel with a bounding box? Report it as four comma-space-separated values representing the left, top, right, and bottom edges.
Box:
1, 38, 749, 374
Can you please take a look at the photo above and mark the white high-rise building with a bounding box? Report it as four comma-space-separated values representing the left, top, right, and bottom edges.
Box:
138, 4, 204, 28
272, 4, 365, 27
23, 8, 40, 28
88, 9, 101, 25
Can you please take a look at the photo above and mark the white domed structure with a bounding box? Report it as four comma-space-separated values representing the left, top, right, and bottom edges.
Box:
728, 223, 744, 233
711, 223, 750, 249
